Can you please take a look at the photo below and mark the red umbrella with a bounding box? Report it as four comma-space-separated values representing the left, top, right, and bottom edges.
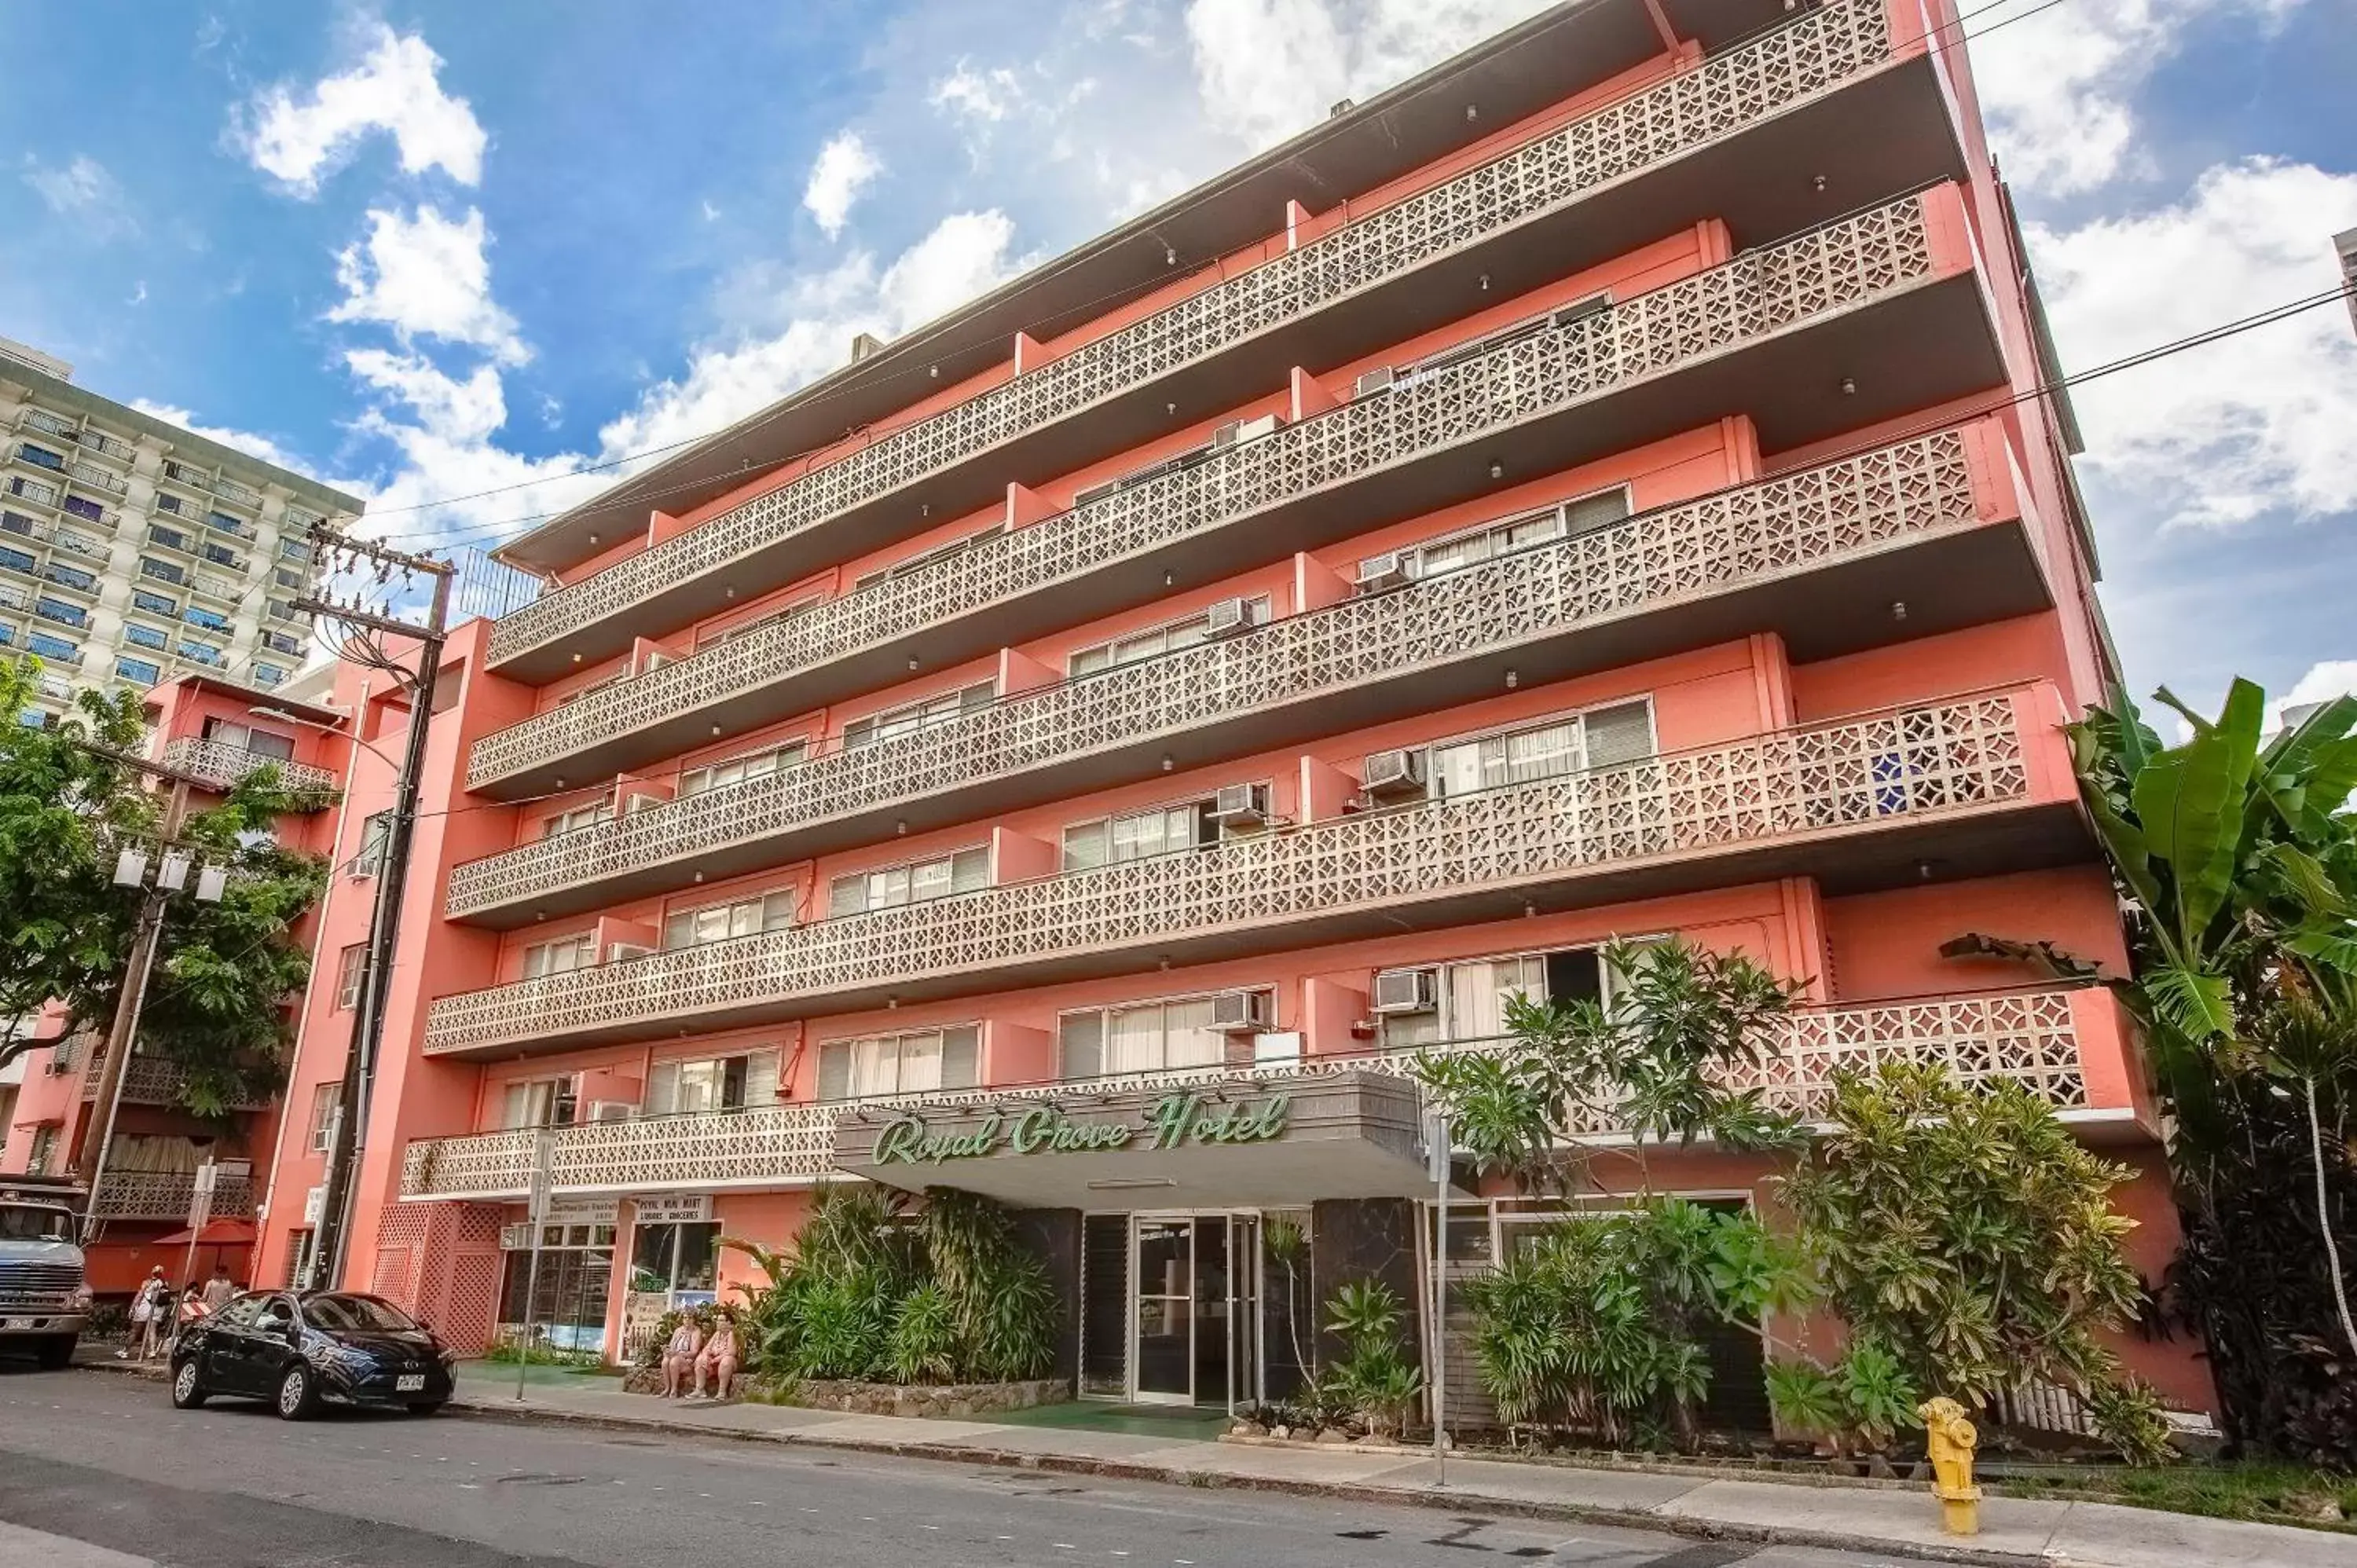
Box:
152, 1218, 257, 1247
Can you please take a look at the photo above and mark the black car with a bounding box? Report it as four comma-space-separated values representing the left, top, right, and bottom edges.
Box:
170, 1291, 454, 1420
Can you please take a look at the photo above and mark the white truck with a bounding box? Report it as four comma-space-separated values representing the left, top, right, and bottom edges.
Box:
0, 1181, 91, 1368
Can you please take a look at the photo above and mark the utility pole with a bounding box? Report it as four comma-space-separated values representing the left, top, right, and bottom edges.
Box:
76, 760, 218, 1244
296, 533, 454, 1290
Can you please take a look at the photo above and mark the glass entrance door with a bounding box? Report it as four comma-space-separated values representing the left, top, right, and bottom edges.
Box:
1131, 1214, 1259, 1409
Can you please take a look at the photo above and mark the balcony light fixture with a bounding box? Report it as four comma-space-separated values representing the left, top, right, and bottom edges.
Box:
895, 819, 908, 835
1891, 601, 1908, 622
692, 870, 705, 883
1479, 273, 1490, 291
1505, 668, 1519, 691
534, 910, 548, 921
1464, 104, 1478, 122
929, 365, 938, 379
1840, 378, 1857, 395
920, 504, 930, 518
588, 533, 599, 545
907, 657, 919, 671
1160, 754, 1175, 773
1488, 460, 1504, 480
709, 724, 722, 736
724, 586, 737, 599
1813, 174, 1827, 192
570, 652, 582, 664
1164, 245, 1176, 267
1166, 401, 1177, 416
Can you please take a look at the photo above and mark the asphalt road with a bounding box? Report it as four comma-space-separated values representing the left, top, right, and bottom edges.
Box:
0, 1365, 1915, 1568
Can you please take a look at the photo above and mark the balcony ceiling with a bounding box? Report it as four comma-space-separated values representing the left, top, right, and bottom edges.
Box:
427, 797, 2094, 1061
491, 0, 1847, 601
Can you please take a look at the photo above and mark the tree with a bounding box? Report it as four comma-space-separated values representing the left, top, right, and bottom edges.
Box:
0, 658, 328, 1116
1771, 1064, 2173, 1464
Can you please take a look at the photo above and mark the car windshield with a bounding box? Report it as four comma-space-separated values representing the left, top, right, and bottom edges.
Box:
302, 1294, 420, 1333
0, 1204, 75, 1241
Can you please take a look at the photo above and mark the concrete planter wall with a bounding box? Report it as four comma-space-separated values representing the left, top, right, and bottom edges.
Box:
775, 1377, 1071, 1419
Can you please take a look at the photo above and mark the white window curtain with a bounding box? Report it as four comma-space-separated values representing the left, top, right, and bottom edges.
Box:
1447, 955, 1546, 1042
1105, 1006, 1164, 1074
1162, 998, 1223, 1068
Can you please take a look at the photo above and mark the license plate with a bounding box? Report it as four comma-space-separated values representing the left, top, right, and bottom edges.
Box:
395, 1374, 426, 1392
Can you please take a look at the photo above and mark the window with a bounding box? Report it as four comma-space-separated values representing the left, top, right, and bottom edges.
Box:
60, 495, 103, 523
645, 1049, 781, 1116
34, 597, 86, 626
273, 566, 306, 591
177, 641, 223, 666
16, 444, 63, 471
27, 631, 78, 662
307, 1083, 342, 1152
543, 801, 611, 838
25, 1125, 59, 1177
207, 511, 246, 536
123, 623, 167, 650
0, 546, 32, 575
841, 681, 993, 749
255, 664, 286, 688
662, 891, 796, 950
522, 934, 595, 980
350, 811, 390, 877
264, 631, 303, 657
1374, 489, 1631, 583
1378, 947, 1611, 1050
148, 525, 190, 552
131, 588, 178, 617
679, 738, 807, 797
500, 1076, 578, 1128
141, 557, 185, 586
200, 541, 241, 569
1061, 797, 1218, 871
153, 492, 185, 517
280, 537, 313, 562
39, 565, 94, 593
201, 718, 295, 760
1427, 698, 1655, 800
828, 846, 988, 917
185, 605, 230, 632
113, 657, 160, 687
818, 1026, 981, 1101
628, 1221, 717, 1296
1069, 596, 1271, 680
1060, 993, 1259, 1079
334, 943, 371, 1010
850, 524, 1005, 592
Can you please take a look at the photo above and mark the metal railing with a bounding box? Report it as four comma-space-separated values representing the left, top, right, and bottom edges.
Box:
426, 691, 2033, 1054
158, 736, 339, 796
400, 984, 2094, 1199
90, 1170, 255, 1222
472, 177, 1941, 788
68, 460, 124, 496
451, 422, 1989, 917
482, 0, 1901, 669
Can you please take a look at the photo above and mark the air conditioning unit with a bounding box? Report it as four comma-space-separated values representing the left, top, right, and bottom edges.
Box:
1362, 748, 1427, 800
1203, 597, 1259, 638
1211, 413, 1285, 449
499, 1223, 535, 1250
1370, 966, 1439, 1013
1209, 781, 1273, 830
1353, 366, 1395, 400
605, 943, 653, 965
584, 1101, 638, 1123
1354, 552, 1416, 594
1209, 989, 1271, 1033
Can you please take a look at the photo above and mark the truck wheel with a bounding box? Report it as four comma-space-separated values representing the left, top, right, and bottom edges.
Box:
35, 1335, 74, 1371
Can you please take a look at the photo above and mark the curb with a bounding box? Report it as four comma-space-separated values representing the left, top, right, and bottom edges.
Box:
438, 1394, 2044, 1568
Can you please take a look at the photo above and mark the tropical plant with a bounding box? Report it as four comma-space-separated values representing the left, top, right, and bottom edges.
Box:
1411, 938, 1809, 1194
1991, 679, 2357, 1461
1318, 1280, 1424, 1438
1262, 1214, 1314, 1392
1773, 1064, 2173, 1465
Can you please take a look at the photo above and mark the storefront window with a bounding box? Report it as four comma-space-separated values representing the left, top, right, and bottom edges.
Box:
629, 1220, 720, 1297
497, 1222, 617, 1355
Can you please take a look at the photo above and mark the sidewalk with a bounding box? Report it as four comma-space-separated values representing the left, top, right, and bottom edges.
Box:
432, 1365, 2356, 1568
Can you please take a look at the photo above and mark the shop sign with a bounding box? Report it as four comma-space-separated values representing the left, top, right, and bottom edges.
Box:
873, 1090, 1290, 1167
632, 1193, 713, 1225
543, 1197, 620, 1226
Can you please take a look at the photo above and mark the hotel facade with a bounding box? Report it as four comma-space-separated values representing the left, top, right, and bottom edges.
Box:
251, 0, 2216, 1423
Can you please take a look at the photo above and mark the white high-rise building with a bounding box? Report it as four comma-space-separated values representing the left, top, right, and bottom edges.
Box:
0, 336, 361, 720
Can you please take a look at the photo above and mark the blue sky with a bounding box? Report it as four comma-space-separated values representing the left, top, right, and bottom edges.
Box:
2, 1, 2352, 719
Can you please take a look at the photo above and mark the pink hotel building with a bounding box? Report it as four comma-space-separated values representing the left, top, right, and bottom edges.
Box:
252, 0, 2216, 1420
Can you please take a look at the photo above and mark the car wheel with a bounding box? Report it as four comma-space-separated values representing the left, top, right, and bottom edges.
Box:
274, 1364, 319, 1421
170, 1360, 209, 1409
34, 1335, 74, 1372
405, 1401, 445, 1417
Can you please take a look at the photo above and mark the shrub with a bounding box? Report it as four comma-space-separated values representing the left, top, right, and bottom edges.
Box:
1318, 1280, 1424, 1438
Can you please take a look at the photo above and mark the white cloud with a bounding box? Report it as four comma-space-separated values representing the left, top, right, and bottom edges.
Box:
24, 154, 124, 217
327, 205, 528, 365
343, 350, 509, 446
238, 22, 486, 195
2270, 661, 2357, 732
1182, 0, 1548, 150
802, 130, 882, 239
929, 60, 1026, 125
130, 400, 314, 480
1967, 0, 2305, 196
2027, 158, 2357, 530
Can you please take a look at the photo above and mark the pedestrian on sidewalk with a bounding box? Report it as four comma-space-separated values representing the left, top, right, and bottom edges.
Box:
691, 1306, 739, 1401
122, 1269, 170, 1361
199, 1263, 237, 1313
659, 1310, 704, 1400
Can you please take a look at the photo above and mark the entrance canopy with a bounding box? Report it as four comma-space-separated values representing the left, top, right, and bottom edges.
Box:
834, 1071, 1433, 1209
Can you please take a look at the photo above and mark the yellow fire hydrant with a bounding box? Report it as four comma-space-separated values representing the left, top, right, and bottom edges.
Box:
1918, 1398, 1981, 1536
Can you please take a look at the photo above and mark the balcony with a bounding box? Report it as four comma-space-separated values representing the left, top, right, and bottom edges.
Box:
158, 736, 339, 798
482, 0, 1968, 680
68, 460, 125, 496
427, 689, 2084, 1059
90, 1169, 255, 1223
399, 984, 2130, 1200
78, 1051, 272, 1110
475, 178, 1996, 797
189, 571, 241, 602
450, 423, 2048, 925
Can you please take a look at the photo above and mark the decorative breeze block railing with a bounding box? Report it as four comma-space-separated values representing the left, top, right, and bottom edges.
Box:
481, 0, 1898, 672
449, 424, 1985, 918
398, 985, 2089, 1199
159, 736, 339, 797
427, 693, 2029, 1055
90, 1171, 255, 1222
